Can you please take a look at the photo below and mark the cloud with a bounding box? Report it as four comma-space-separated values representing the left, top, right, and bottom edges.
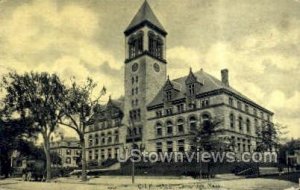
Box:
0, 0, 123, 100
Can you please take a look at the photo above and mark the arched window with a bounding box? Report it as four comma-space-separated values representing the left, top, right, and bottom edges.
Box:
108, 137, 112, 144
156, 122, 162, 136
157, 37, 163, 58
177, 118, 184, 134
238, 116, 243, 131
246, 119, 251, 133
148, 31, 156, 55
101, 137, 105, 145
202, 114, 211, 130
136, 31, 144, 54
189, 116, 197, 131
95, 134, 99, 145
128, 36, 136, 59
166, 120, 173, 135
230, 113, 235, 128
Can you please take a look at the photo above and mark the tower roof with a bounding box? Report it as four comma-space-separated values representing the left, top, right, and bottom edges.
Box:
125, 1, 167, 36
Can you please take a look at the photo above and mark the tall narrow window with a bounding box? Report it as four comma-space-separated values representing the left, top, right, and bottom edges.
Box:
166, 121, 173, 135
156, 123, 162, 136
238, 117, 243, 131
188, 84, 195, 96
177, 119, 184, 134
230, 114, 235, 128
166, 91, 172, 101
189, 116, 197, 131
246, 119, 251, 133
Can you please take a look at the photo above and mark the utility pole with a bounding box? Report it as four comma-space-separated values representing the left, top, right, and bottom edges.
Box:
129, 118, 136, 184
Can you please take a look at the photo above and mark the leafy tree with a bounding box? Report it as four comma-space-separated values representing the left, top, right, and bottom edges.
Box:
0, 99, 38, 178
190, 116, 229, 178
58, 78, 106, 181
2, 72, 65, 181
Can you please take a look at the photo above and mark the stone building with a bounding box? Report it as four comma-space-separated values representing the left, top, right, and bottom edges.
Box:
50, 137, 81, 168
85, 1, 273, 165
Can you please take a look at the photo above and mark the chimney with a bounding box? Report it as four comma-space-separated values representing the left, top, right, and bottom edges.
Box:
221, 69, 229, 86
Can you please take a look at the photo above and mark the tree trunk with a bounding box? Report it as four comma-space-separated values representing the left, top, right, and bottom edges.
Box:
43, 136, 51, 181
80, 137, 87, 181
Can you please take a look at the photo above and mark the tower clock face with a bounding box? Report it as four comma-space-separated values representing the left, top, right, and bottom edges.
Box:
132, 63, 138, 72
153, 63, 160, 72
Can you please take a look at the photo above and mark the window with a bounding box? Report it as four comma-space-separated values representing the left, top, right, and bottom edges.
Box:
167, 141, 173, 153
95, 134, 99, 145
177, 119, 184, 134
157, 37, 163, 58
156, 142, 162, 153
108, 137, 112, 144
135, 87, 138, 94
165, 108, 173, 115
114, 148, 119, 158
166, 91, 172, 101
237, 101, 241, 110
201, 99, 210, 107
229, 97, 233, 106
177, 104, 184, 113
245, 104, 249, 113
88, 135, 93, 147
202, 114, 211, 130
156, 123, 162, 136
156, 110, 162, 117
132, 88, 134, 95
253, 108, 257, 116
178, 140, 185, 152
115, 135, 119, 143
246, 119, 251, 133
66, 149, 71, 155
101, 138, 106, 145
260, 111, 264, 119
88, 150, 92, 160
166, 121, 173, 135
101, 149, 105, 160
135, 76, 138, 83
108, 148, 112, 158
95, 149, 99, 160
66, 157, 71, 164
254, 119, 258, 130
128, 32, 143, 59
238, 117, 243, 131
188, 84, 195, 96
189, 116, 197, 131
135, 99, 139, 106
230, 114, 235, 128
131, 77, 135, 84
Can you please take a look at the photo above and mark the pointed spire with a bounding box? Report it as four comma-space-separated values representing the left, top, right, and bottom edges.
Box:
125, 1, 167, 36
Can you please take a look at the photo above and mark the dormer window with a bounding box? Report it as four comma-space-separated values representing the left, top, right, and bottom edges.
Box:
188, 83, 195, 96
166, 90, 172, 101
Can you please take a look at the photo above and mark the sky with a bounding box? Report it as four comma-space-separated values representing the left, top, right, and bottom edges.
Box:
0, 0, 299, 139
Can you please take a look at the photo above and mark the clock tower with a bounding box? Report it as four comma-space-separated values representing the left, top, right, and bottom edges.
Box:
123, 1, 167, 146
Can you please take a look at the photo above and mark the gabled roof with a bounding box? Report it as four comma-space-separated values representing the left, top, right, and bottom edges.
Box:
125, 0, 166, 35
147, 69, 273, 114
